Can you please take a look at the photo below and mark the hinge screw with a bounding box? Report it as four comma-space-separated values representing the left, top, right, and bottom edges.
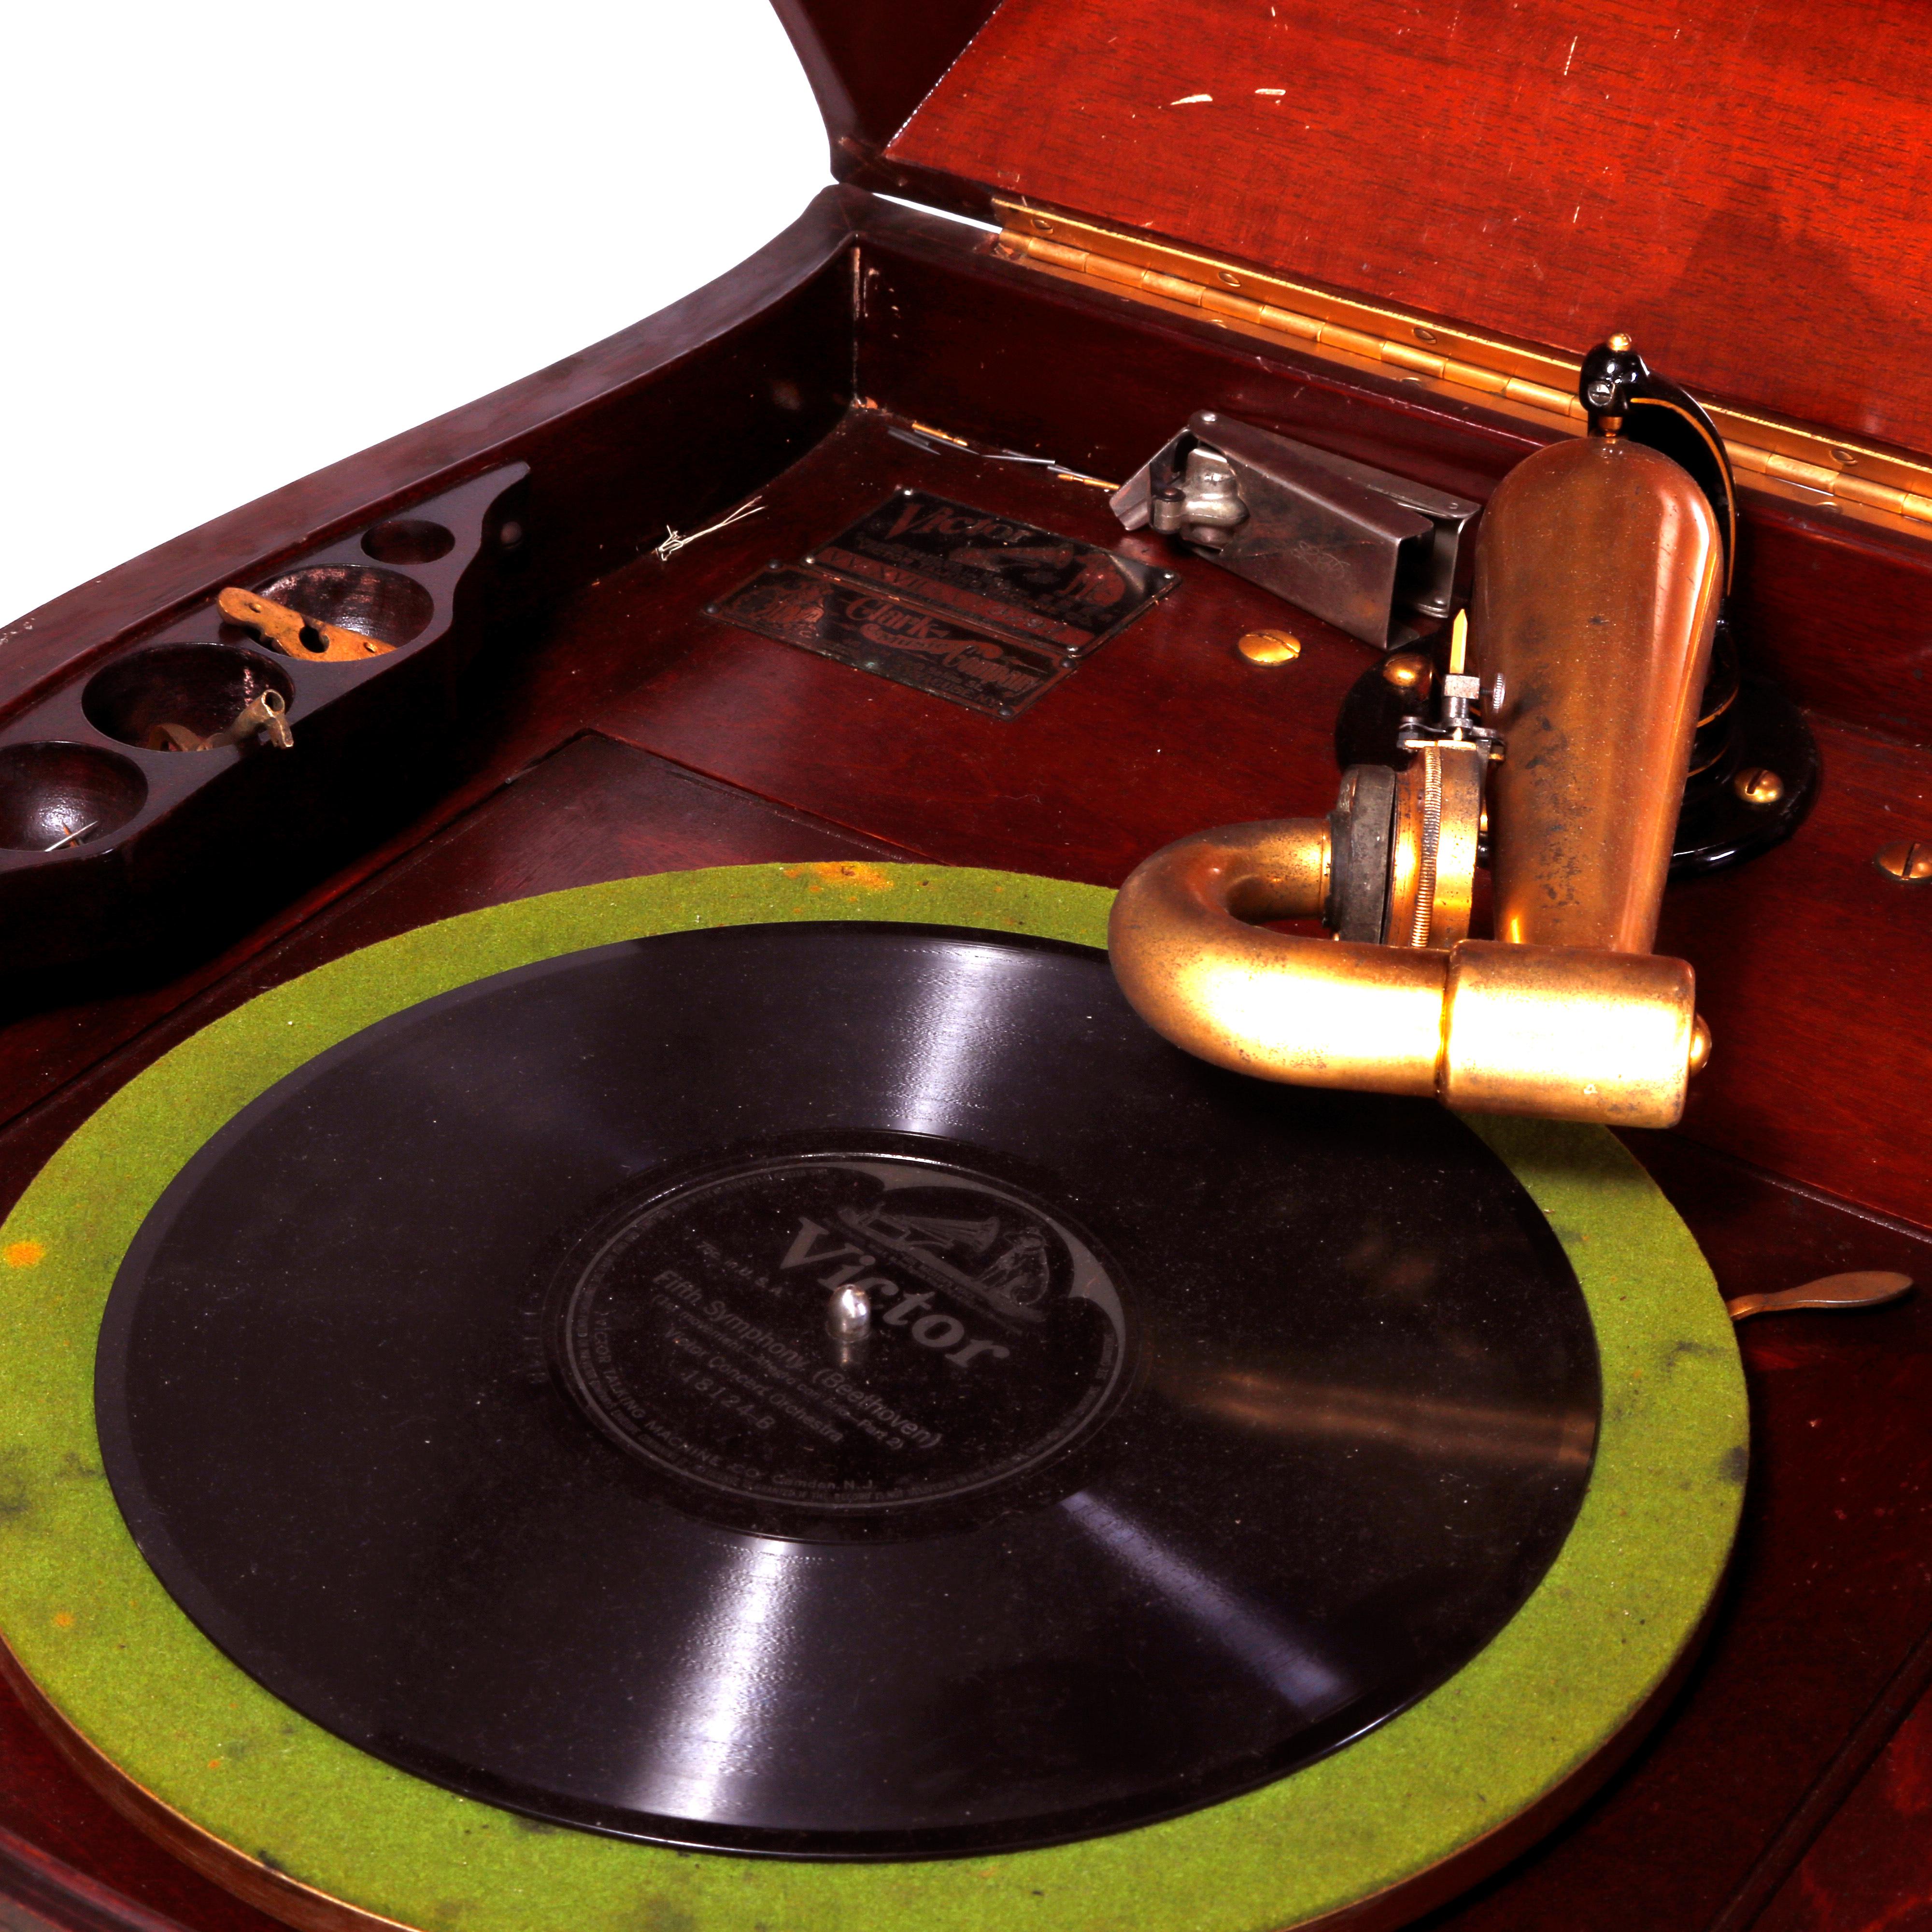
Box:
1876, 840, 1932, 881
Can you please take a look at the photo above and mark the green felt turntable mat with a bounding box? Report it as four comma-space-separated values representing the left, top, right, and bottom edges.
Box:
0, 862, 1746, 1932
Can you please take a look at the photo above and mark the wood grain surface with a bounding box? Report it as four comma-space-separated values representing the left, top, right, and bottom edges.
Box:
2, 187, 1930, 1932
772, 0, 1002, 169
855, 202, 1932, 754
513, 407, 1932, 1231
888, 0, 1932, 455
1754, 1680, 1932, 1932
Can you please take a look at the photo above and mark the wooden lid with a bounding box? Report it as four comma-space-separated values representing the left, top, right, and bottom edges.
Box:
835, 0, 1932, 459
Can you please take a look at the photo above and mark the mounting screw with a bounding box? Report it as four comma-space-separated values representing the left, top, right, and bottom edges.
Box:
1381, 650, 1433, 699
1876, 840, 1932, 881
1733, 767, 1784, 807
1238, 628, 1301, 665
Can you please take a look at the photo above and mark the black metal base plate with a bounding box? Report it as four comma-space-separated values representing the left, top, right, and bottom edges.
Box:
1335, 660, 1818, 877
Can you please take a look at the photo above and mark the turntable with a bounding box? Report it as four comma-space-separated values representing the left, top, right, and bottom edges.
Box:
4, 4, 1932, 1931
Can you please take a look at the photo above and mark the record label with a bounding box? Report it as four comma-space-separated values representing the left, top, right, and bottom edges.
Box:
555, 1156, 1131, 1514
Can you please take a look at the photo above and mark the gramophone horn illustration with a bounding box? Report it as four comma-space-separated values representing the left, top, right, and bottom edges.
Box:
1109, 338, 1764, 1130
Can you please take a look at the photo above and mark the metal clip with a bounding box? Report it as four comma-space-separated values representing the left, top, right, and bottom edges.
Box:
1113, 412, 1480, 649
1149, 446, 1249, 546
217, 587, 392, 661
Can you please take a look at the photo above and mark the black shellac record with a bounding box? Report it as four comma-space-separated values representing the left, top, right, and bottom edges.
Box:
96, 923, 1599, 1859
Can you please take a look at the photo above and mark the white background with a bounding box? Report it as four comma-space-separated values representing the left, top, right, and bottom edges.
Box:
0, 0, 831, 626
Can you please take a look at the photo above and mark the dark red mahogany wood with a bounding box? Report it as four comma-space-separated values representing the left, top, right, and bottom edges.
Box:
0, 165, 1929, 1932
852, 199, 1932, 753
464, 404, 1932, 1231
0, 191, 855, 718
1753, 1678, 1932, 1932
0, 468, 525, 976
771, 0, 1001, 172
888, 0, 1932, 455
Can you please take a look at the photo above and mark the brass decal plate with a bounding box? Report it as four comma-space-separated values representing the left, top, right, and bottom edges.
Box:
711, 492, 1173, 718
811, 489, 1174, 657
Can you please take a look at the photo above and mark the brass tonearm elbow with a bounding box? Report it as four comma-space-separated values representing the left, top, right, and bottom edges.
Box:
1109, 340, 1728, 1130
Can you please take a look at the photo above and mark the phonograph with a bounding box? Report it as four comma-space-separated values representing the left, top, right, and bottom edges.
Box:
3, 7, 1932, 1932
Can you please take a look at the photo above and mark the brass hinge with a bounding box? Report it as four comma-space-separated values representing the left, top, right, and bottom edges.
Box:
991, 199, 1932, 530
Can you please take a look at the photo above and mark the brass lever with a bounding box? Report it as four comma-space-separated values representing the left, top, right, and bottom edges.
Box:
1725, 1271, 1914, 1323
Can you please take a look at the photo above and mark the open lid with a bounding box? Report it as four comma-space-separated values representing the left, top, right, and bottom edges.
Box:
784, 0, 1932, 469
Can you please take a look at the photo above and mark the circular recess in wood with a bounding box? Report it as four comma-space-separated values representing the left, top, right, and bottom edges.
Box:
244, 564, 435, 651
83, 644, 294, 750
0, 741, 147, 850
361, 518, 455, 565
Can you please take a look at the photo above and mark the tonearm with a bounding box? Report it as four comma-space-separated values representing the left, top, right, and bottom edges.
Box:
1108, 338, 1735, 1130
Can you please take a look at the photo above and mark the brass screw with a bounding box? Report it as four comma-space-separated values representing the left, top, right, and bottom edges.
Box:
1217, 270, 1241, 288
1381, 650, 1433, 698
1238, 628, 1301, 665
1876, 840, 1932, 881
1608, 331, 1634, 352
1733, 766, 1784, 807
1688, 1016, 1713, 1077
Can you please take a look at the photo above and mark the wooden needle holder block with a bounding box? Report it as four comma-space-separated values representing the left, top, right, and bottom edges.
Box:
0, 466, 526, 976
